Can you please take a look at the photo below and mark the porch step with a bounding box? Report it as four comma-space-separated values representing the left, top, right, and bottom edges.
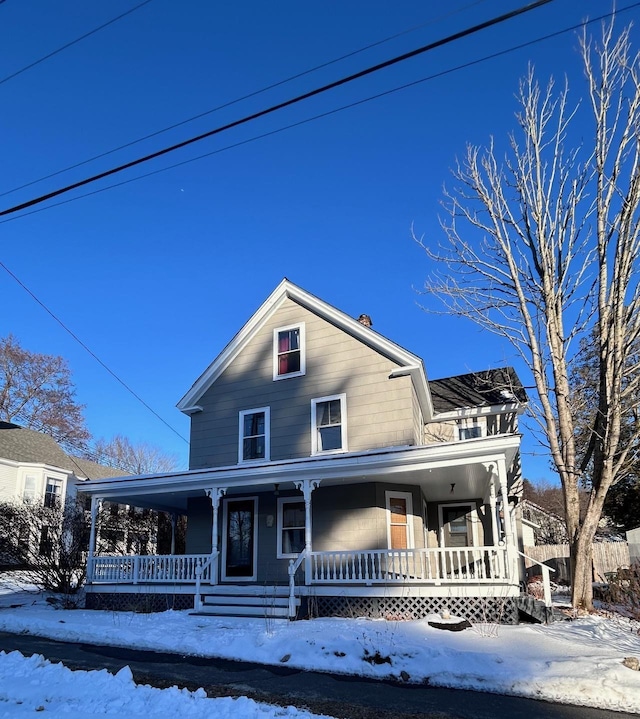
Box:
516, 594, 558, 624
193, 586, 298, 619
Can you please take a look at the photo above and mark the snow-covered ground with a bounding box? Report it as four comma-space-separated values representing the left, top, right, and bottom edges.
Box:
1, 580, 640, 716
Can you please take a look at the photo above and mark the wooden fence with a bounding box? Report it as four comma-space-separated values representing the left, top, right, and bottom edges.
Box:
523, 543, 630, 583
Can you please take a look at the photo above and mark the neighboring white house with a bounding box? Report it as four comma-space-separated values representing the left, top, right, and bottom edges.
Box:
0, 421, 119, 507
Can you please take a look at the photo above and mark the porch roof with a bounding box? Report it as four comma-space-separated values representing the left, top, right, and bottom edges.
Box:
80, 435, 520, 513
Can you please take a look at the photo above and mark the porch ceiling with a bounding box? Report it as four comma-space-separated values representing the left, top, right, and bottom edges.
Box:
79, 436, 519, 512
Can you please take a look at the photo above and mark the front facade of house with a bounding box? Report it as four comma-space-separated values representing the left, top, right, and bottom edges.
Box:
83, 280, 533, 622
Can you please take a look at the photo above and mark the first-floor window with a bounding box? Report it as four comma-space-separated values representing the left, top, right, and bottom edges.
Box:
39, 526, 53, 557
44, 478, 62, 508
239, 407, 270, 462
277, 497, 306, 557
386, 491, 414, 549
311, 394, 347, 454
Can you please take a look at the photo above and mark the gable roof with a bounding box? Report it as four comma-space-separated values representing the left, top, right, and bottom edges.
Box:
428, 367, 527, 415
0, 422, 125, 480
177, 279, 434, 419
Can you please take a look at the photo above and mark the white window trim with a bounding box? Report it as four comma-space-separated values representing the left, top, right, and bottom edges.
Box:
385, 490, 415, 549
221, 496, 258, 582
273, 322, 306, 381
238, 407, 270, 464
311, 393, 347, 455
276, 496, 306, 559
437, 502, 480, 547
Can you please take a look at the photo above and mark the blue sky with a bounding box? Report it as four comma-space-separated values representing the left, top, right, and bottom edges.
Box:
1, 0, 636, 479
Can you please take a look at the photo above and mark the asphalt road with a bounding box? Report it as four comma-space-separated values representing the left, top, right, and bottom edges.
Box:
0, 630, 636, 719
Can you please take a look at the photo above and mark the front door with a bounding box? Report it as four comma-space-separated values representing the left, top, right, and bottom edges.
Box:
442, 505, 473, 548
222, 497, 257, 581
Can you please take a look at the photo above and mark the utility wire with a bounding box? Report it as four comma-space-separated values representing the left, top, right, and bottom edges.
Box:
0, 0, 552, 219
0, 0, 489, 199
0, 0, 155, 86
0, 259, 189, 444
1, 0, 635, 227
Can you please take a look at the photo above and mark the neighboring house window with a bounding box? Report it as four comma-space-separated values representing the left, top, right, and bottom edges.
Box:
458, 417, 482, 440
22, 475, 37, 503
239, 407, 270, 462
277, 497, 306, 558
44, 477, 63, 508
39, 526, 53, 557
273, 324, 305, 380
386, 491, 414, 549
311, 394, 347, 454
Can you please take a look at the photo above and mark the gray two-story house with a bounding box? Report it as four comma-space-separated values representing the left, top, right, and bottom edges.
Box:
83, 279, 539, 622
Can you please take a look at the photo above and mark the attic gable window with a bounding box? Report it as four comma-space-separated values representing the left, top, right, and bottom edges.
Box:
239, 407, 270, 463
311, 393, 347, 454
273, 323, 305, 380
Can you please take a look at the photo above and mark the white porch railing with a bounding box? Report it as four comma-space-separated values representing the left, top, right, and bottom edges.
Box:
194, 552, 219, 612
308, 546, 510, 584
89, 554, 212, 584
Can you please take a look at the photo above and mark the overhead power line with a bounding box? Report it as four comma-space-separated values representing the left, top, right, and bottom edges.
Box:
0, 0, 552, 219
2, 0, 637, 228
0, 0, 155, 86
0, 0, 490, 199
0, 259, 189, 445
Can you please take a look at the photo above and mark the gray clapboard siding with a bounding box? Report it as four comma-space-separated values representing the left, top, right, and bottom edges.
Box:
190, 298, 420, 469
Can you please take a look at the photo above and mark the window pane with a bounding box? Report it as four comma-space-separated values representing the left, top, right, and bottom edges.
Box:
328, 399, 341, 424
319, 425, 342, 451
283, 528, 305, 554
44, 478, 62, 508
243, 436, 265, 460
390, 498, 407, 523
279, 351, 300, 375
277, 329, 301, 375
244, 412, 264, 437
283, 502, 305, 528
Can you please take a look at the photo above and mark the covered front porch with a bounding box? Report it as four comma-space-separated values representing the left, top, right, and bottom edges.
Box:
82, 438, 531, 620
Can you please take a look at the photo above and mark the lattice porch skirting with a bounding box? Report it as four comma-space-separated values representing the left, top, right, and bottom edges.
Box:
307, 595, 519, 624
85, 592, 195, 613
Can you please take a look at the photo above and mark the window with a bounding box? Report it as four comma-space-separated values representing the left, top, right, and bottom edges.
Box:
458, 417, 482, 440
277, 497, 306, 558
39, 526, 53, 557
311, 394, 347, 454
44, 477, 62, 508
22, 475, 37, 503
239, 407, 270, 462
385, 491, 414, 549
273, 323, 305, 380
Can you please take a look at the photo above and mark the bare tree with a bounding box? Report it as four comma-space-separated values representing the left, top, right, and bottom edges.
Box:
417, 20, 640, 610
0, 335, 90, 447
91, 434, 179, 475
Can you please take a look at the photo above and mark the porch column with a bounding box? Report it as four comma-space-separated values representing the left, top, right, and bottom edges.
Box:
205, 487, 227, 555
87, 496, 103, 583
489, 476, 499, 545
495, 457, 517, 580
294, 479, 321, 585
170, 513, 177, 555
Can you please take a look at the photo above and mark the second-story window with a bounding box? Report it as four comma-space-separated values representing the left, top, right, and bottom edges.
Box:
458, 417, 482, 440
273, 323, 305, 380
239, 407, 270, 462
44, 477, 62, 508
311, 394, 347, 454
